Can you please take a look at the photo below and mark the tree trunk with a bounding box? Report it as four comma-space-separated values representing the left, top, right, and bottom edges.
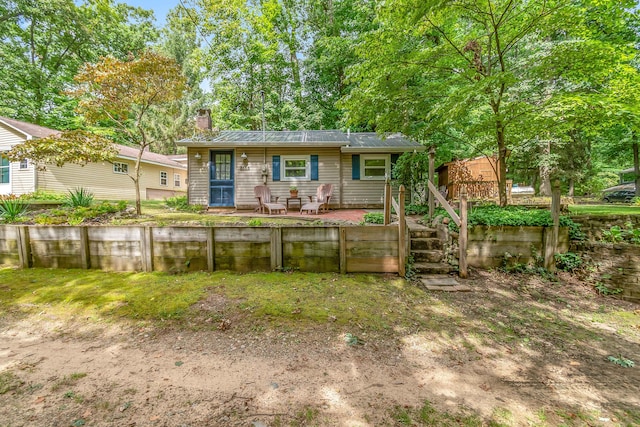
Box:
568, 179, 574, 197
634, 134, 640, 198
134, 145, 146, 215
496, 122, 508, 206
539, 140, 552, 196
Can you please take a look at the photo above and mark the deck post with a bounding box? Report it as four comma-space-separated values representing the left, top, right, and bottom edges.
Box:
459, 186, 468, 278
384, 177, 392, 225
398, 185, 406, 277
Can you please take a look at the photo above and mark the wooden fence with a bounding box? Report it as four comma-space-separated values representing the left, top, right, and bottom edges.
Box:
0, 224, 400, 274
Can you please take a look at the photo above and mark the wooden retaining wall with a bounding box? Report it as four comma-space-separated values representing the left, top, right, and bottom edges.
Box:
468, 225, 569, 268
0, 225, 399, 274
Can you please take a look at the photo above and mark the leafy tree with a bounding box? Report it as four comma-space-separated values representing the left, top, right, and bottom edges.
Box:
343, 0, 635, 206
7, 130, 117, 168
0, 0, 157, 128
71, 51, 187, 214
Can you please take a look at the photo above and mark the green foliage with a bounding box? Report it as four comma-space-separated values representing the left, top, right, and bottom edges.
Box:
554, 252, 583, 272
363, 212, 384, 224
405, 204, 430, 216
0, 0, 157, 127
608, 355, 635, 368
247, 218, 263, 226
0, 195, 29, 223
34, 201, 126, 225
601, 222, 640, 244
65, 188, 94, 208
165, 195, 185, 210
594, 282, 623, 296
21, 190, 67, 202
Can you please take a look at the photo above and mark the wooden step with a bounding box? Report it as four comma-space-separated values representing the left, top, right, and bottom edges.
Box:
410, 237, 443, 250
412, 262, 456, 275
411, 250, 443, 263
419, 275, 471, 292
409, 228, 438, 239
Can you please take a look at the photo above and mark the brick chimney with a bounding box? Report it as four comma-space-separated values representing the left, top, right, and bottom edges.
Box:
196, 109, 212, 130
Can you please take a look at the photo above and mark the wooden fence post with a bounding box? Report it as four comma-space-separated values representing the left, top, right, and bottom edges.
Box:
140, 226, 154, 272
384, 177, 391, 225
544, 180, 561, 271
428, 145, 436, 219
459, 186, 468, 278
270, 226, 283, 270
79, 226, 90, 269
207, 227, 215, 272
339, 226, 347, 274
17, 226, 31, 269
398, 185, 406, 277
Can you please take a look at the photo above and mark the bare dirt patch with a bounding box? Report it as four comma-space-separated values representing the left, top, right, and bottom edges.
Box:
1, 270, 639, 426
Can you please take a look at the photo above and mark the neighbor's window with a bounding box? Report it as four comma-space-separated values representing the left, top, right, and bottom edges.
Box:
19, 159, 28, 169
282, 155, 310, 181
113, 162, 128, 174
160, 171, 168, 186
174, 173, 181, 187
360, 155, 389, 180
0, 154, 9, 184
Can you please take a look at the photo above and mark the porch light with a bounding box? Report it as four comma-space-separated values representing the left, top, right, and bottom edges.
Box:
194, 152, 202, 160
241, 152, 248, 166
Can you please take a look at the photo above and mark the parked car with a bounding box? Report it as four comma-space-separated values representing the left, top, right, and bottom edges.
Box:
603, 190, 636, 203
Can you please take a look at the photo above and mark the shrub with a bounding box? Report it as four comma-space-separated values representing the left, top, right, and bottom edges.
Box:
554, 252, 582, 272
165, 195, 200, 212
0, 195, 29, 222
405, 204, 430, 215
601, 222, 640, 244
429, 205, 583, 239
65, 188, 94, 208
247, 218, 262, 226
21, 190, 67, 201
364, 212, 384, 224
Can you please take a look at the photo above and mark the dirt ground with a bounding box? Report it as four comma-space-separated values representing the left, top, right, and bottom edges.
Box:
1, 270, 639, 426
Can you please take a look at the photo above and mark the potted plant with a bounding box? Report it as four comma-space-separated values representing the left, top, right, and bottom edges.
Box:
289, 185, 298, 197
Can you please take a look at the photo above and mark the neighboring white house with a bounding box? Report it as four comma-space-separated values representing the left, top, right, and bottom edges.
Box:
0, 116, 187, 200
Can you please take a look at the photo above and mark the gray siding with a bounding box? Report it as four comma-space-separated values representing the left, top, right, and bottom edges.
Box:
340, 154, 386, 207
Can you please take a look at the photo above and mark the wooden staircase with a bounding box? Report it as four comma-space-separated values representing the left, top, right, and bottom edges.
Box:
408, 220, 471, 291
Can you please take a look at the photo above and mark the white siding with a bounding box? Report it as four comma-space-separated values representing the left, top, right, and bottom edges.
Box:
341, 154, 386, 207
0, 124, 36, 196
37, 161, 186, 200
11, 161, 36, 194
187, 147, 210, 205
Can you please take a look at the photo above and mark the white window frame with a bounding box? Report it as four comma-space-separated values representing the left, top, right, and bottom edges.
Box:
113, 162, 129, 174
0, 153, 9, 184
19, 159, 28, 169
160, 171, 168, 186
360, 154, 390, 180
281, 155, 310, 182
174, 173, 181, 187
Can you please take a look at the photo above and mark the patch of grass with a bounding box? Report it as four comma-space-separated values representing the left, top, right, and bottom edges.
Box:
569, 204, 640, 216
0, 268, 430, 331
50, 373, 86, 392
0, 371, 23, 394
0, 269, 211, 321
391, 401, 502, 426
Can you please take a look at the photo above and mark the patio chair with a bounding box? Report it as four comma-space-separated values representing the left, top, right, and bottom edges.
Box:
300, 184, 333, 214
254, 185, 287, 214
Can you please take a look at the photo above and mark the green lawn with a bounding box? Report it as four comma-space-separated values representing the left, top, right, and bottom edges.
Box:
0, 268, 424, 330
569, 204, 640, 216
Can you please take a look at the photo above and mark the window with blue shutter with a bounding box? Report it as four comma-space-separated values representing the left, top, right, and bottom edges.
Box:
310, 155, 318, 181
352, 155, 360, 180
272, 155, 280, 181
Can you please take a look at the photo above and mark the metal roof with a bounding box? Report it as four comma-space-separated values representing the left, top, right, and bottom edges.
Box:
178, 130, 425, 152
342, 132, 425, 152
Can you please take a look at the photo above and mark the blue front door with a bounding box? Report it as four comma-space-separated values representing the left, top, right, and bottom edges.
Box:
209, 151, 234, 207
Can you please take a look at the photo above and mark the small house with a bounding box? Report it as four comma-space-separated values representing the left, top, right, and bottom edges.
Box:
177, 114, 425, 209
0, 116, 187, 200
